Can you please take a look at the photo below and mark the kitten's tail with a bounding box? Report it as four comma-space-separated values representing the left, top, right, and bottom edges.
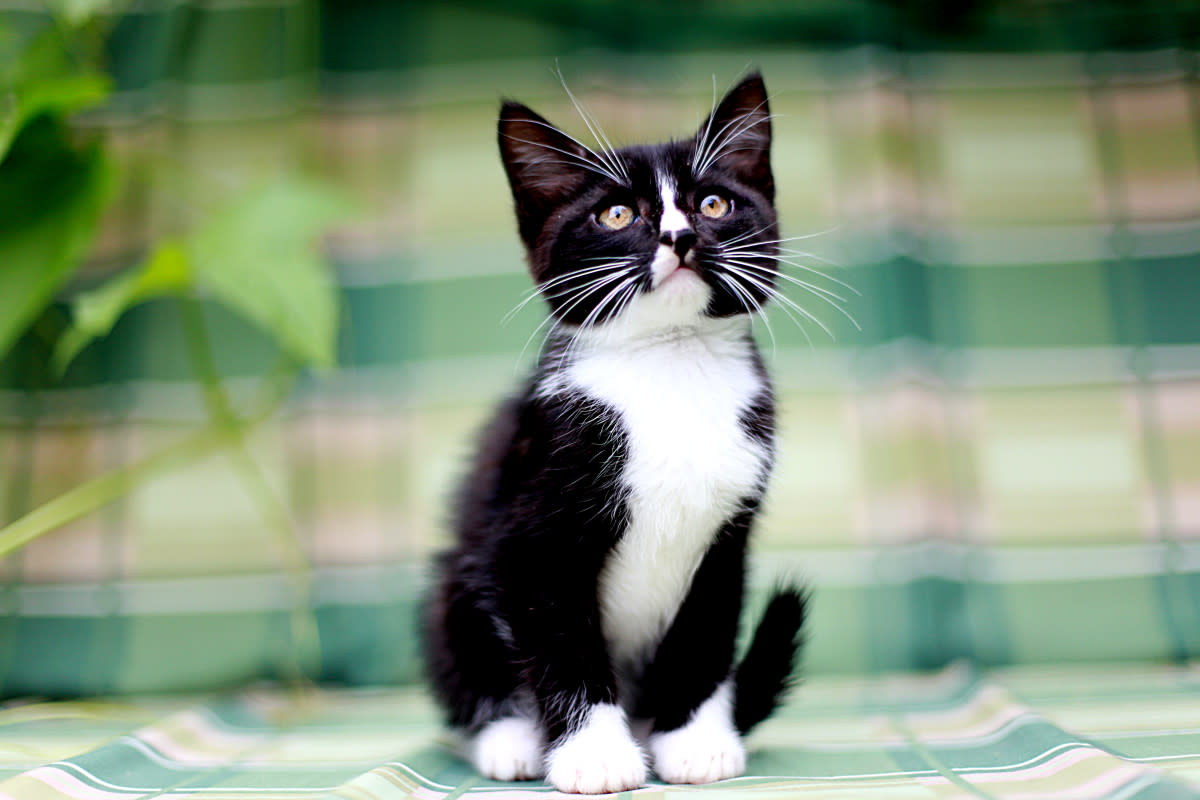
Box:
732, 585, 808, 735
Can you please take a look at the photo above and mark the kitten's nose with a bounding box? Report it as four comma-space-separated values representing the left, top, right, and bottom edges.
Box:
660, 229, 697, 258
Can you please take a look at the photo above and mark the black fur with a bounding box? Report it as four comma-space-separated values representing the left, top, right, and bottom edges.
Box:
425, 386, 631, 741
422, 73, 807, 786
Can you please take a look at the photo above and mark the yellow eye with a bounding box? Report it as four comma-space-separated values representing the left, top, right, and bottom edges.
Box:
699, 194, 731, 219
597, 204, 635, 231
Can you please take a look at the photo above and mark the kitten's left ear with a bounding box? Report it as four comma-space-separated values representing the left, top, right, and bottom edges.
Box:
695, 72, 773, 200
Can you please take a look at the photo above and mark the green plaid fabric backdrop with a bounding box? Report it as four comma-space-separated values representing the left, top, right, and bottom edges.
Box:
3, 2, 1200, 697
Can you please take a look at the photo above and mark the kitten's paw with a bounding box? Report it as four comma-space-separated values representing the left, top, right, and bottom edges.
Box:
546, 704, 647, 794
467, 717, 545, 781
649, 683, 745, 784
650, 724, 745, 784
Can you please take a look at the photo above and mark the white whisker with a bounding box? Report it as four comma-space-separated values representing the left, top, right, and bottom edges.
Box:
555, 271, 644, 374
502, 261, 636, 325
503, 132, 624, 185
691, 74, 722, 181
728, 269, 815, 349
554, 66, 630, 185
696, 109, 758, 177
776, 224, 842, 241
725, 230, 840, 247
694, 102, 773, 178
722, 258, 861, 332
714, 271, 777, 355
776, 248, 843, 270
770, 254, 860, 297
580, 255, 640, 263
580, 272, 644, 331
516, 267, 637, 363
719, 257, 848, 303
720, 223, 778, 249
720, 262, 835, 341
719, 247, 860, 296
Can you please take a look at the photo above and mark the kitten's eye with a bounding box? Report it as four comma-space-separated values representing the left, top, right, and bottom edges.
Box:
698, 194, 731, 219
597, 204, 636, 231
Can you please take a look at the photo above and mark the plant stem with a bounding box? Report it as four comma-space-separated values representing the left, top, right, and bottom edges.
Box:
0, 299, 319, 683
0, 427, 230, 561
177, 295, 320, 684
0, 354, 297, 562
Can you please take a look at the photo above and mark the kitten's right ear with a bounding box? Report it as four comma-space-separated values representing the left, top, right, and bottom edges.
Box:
694, 73, 773, 200
498, 101, 591, 244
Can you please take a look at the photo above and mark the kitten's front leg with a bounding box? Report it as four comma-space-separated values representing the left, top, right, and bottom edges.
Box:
506, 577, 647, 793
544, 701, 647, 794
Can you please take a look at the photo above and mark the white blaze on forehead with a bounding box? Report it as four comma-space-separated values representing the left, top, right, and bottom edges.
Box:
658, 173, 690, 237
649, 173, 695, 288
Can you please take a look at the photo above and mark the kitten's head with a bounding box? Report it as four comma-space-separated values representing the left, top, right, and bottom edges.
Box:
498, 73, 778, 336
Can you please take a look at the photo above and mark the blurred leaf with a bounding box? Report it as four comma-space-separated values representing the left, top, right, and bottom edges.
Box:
44, 0, 115, 27
0, 24, 20, 80
0, 24, 111, 160
54, 240, 191, 373
0, 114, 117, 358
0, 74, 111, 159
3, 22, 72, 85
187, 179, 353, 370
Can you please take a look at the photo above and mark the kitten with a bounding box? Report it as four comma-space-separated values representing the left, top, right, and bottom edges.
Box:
423, 73, 807, 795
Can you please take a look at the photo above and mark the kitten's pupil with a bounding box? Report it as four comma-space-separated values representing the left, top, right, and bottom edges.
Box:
699, 194, 731, 219
598, 204, 636, 231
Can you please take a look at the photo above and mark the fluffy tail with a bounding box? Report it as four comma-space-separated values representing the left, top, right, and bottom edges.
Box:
732, 585, 808, 735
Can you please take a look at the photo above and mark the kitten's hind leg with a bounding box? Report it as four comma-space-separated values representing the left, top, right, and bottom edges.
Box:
648, 681, 744, 785
425, 570, 537, 780
463, 712, 546, 781
636, 513, 751, 784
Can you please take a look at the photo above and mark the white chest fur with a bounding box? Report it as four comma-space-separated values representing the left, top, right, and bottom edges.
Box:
550, 324, 770, 666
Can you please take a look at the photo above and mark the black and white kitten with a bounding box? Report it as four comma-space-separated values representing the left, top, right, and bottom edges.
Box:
423, 73, 806, 795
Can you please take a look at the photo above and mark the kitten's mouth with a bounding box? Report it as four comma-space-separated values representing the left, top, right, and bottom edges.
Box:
670, 250, 703, 277
663, 260, 698, 282
651, 245, 705, 290
668, 250, 699, 273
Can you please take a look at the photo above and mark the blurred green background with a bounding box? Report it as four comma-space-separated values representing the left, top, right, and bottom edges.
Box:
2, 1, 1200, 696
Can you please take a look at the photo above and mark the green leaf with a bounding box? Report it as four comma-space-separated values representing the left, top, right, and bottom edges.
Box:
0, 114, 117, 358
53, 240, 191, 373
44, 0, 115, 27
0, 74, 111, 159
187, 179, 353, 369
18, 71, 109, 114
0, 25, 111, 161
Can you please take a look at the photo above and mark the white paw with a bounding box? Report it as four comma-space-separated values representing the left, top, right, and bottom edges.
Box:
467, 717, 545, 781
650, 724, 745, 784
546, 704, 647, 794
649, 683, 746, 784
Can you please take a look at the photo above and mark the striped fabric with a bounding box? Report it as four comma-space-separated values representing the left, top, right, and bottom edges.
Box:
3, 2, 1200, 796
1, 663, 1198, 799
6, 38, 1200, 687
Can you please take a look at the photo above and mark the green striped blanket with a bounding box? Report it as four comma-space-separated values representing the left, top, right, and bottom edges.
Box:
3, 663, 1198, 799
